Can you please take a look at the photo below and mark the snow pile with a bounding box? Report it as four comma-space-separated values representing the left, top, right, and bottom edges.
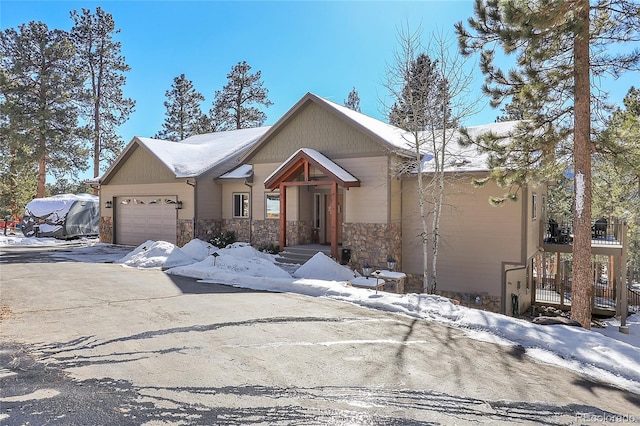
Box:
115, 240, 194, 268
180, 238, 219, 261
166, 252, 291, 280
293, 252, 356, 281
216, 242, 277, 261
0, 235, 89, 246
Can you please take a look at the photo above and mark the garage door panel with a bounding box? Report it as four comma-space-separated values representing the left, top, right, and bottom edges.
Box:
116, 196, 177, 245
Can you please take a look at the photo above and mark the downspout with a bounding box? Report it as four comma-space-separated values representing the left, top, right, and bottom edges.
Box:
186, 179, 196, 242
244, 172, 254, 244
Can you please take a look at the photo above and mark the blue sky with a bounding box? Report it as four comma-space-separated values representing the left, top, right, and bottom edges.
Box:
1, 1, 638, 169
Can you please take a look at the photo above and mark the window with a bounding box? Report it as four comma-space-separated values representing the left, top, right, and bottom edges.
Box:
233, 193, 249, 218
265, 193, 280, 218
531, 193, 537, 220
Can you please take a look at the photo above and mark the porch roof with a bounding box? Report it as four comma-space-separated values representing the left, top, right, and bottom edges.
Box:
264, 148, 360, 190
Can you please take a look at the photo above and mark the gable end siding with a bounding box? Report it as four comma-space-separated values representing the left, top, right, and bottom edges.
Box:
108, 145, 176, 184
250, 103, 388, 163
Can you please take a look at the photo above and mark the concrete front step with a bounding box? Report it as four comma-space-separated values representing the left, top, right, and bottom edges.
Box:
276, 245, 333, 265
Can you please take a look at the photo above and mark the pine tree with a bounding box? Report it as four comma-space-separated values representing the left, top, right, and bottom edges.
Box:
344, 87, 361, 112
0, 67, 37, 219
389, 53, 451, 130
595, 87, 640, 285
0, 21, 88, 199
212, 61, 272, 130
71, 7, 135, 178
156, 74, 207, 141
456, 0, 640, 328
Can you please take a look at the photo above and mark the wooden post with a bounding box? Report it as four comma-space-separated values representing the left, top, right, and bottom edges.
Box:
330, 182, 338, 260
279, 183, 286, 251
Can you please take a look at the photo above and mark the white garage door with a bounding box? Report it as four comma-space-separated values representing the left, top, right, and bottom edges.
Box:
116, 196, 177, 245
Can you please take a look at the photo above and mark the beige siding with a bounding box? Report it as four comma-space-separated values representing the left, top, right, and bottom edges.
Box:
337, 156, 389, 224
100, 182, 194, 220
196, 171, 221, 220
525, 184, 546, 259
402, 177, 524, 296
108, 145, 176, 184
250, 102, 387, 163
390, 159, 402, 223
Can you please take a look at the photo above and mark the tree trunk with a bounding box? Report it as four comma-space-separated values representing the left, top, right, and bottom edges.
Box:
570, 0, 593, 329
37, 151, 46, 198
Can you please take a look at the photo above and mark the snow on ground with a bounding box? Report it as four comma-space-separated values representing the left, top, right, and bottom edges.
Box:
2, 234, 640, 394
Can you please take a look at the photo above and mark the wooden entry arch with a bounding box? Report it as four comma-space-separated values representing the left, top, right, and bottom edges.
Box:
264, 148, 360, 259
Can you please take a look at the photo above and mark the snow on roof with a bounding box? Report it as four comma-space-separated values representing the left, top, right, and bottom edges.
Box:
312, 95, 416, 152
136, 126, 271, 178
264, 148, 359, 185
419, 121, 522, 173
218, 164, 253, 179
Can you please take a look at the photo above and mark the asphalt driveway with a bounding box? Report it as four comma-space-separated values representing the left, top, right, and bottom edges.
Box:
1, 245, 638, 425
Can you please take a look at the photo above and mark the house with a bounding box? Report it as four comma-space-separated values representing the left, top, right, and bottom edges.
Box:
98, 127, 270, 246
99, 93, 543, 316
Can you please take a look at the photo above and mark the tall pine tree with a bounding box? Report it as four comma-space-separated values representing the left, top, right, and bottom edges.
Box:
389, 53, 451, 130
344, 87, 361, 112
0, 66, 37, 219
456, 0, 640, 328
212, 61, 272, 130
0, 21, 88, 198
155, 74, 206, 141
71, 7, 135, 179
595, 87, 640, 285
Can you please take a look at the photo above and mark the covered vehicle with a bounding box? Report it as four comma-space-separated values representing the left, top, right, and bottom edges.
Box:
22, 194, 99, 239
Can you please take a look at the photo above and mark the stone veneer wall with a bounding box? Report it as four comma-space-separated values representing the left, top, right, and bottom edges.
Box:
251, 219, 279, 249
221, 218, 251, 243
286, 220, 313, 246
342, 222, 402, 272
177, 219, 194, 247
404, 274, 501, 312
195, 219, 222, 242
99, 216, 113, 244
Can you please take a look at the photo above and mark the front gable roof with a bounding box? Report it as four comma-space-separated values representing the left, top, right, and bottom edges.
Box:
264, 148, 360, 190
241, 92, 416, 162
100, 126, 270, 184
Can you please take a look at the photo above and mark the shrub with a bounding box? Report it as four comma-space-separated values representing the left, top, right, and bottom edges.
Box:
208, 230, 236, 248
259, 243, 280, 254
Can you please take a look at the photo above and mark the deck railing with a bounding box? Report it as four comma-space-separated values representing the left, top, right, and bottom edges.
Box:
535, 277, 640, 313
629, 287, 640, 313
542, 219, 624, 247
534, 277, 617, 312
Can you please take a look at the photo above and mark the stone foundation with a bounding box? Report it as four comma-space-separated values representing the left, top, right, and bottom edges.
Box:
402, 274, 501, 312
99, 216, 113, 244
436, 289, 502, 313
221, 218, 251, 243
286, 220, 313, 246
177, 219, 194, 247
342, 222, 402, 272
251, 220, 280, 249
195, 219, 222, 241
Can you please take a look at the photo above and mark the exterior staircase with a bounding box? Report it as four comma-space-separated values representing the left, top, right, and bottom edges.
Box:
275, 244, 332, 265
